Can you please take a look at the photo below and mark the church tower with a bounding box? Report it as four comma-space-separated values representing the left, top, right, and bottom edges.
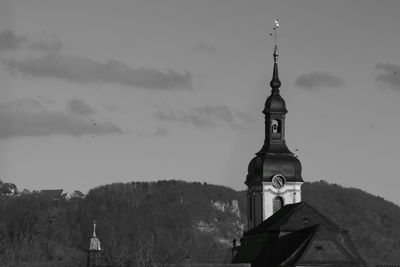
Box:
233, 21, 366, 267
87, 220, 103, 267
245, 22, 303, 229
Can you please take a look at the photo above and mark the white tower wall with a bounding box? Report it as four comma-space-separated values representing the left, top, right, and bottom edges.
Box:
262, 182, 302, 221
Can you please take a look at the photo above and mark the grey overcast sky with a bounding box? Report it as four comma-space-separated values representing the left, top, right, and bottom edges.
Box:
1, 0, 400, 205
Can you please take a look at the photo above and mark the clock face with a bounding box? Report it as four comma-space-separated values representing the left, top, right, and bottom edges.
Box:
272, 174, 286, 189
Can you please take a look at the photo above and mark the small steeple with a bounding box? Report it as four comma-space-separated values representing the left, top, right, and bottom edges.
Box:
89, 220, 101, 251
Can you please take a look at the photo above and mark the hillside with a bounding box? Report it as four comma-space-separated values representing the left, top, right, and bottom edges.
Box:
0, 180, 399, 266
303, 181, 400, 266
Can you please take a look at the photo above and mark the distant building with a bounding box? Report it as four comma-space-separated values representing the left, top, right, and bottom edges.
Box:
67, 190, 86, 200
87, 221, 105, 267
0, 182, 18, 196
89, 221, 101, 251
232, 36, 366, 267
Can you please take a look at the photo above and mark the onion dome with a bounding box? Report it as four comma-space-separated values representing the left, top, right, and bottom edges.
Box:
264, 52, 287, 114
246, 153, 302, 185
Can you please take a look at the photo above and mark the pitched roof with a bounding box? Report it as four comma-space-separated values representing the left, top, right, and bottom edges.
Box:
233, 202, 366, 267
244, 202, 341, 236
296, 224, 366, 266
233, 225, 316, 265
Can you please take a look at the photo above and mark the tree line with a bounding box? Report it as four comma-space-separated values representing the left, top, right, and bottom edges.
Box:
0, 179, 400, 266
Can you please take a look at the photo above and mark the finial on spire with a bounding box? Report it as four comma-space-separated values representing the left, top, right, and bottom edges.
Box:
92, 220, 97, 237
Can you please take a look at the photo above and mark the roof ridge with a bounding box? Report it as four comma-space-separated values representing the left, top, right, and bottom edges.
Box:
306, 204, 343, 230
284, 201, 308, 226
326, 227, 368, 266
319, 224, 367, 265
279, 225, 319, 266
244, 202, 305, 236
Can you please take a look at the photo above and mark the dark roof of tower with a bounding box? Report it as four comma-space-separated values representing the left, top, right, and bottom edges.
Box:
232, 202, 366, 267
264, 58, 287, 114
246, 50, 303, 186
246, 153, 302, 185
264, 92, 287, 114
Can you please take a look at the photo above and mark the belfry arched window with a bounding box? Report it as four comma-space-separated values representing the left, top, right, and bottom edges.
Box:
273, 196, 284, 213
271, 119, 281, 134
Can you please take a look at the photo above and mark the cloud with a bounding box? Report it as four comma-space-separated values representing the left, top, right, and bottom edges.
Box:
66, 98, 94, 116
0, 30, 26, 51
27, 38, 62, 53
0, 30, 61, 53
193, 43, 216, 54
152, 127, 169, 136
375, 63, 400, 91
0, 30, 193, 90
137, 126, 169, 137
295, 71, 344, 90
154, 104, 253, 129
2, 54, 193, 90
0, 98, 122, 138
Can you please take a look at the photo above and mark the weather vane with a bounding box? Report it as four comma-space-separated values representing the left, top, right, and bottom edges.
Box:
269, 19, 280, 62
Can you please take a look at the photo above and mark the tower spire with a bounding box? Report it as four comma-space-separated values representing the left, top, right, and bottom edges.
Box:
87, 220, 103, 267
92, 220, 97, 238
270, 19, 281, 92
89, 220, 101, 251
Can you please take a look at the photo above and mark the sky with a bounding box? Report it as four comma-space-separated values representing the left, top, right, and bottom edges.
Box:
0, 0, 400, 205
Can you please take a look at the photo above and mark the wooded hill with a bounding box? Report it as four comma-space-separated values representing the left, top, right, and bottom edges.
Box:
0, 180, 399, 266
